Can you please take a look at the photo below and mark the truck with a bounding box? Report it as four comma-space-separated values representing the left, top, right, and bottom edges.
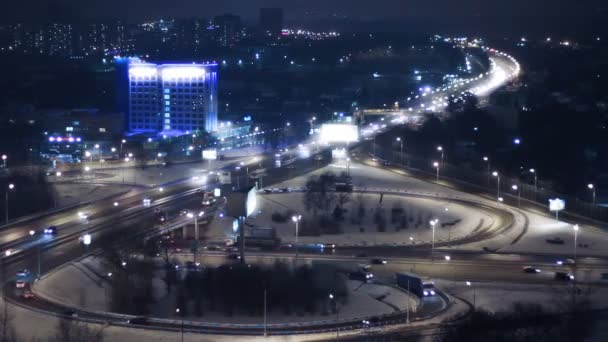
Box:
218, 171, 232, 185
395, 272, 436, 298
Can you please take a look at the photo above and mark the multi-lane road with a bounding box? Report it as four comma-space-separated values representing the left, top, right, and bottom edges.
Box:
3, 44, 596, 340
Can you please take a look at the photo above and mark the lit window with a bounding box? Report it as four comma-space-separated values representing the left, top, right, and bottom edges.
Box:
164, 95, 170, 100
99, 128, 106, 132
164, 113, 170, 118
66, 127, 74, 132
164, 89, 170, 94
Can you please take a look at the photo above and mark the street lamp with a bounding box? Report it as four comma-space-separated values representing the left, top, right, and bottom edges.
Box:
85, 151, 92, 163
483, 156, 490, 185
573, 224, 579, 263
176, 308, 184, 342
5, 183, 15, 223
187, 211, 204, 243
492, 171, 500, 200
430, 219, 439, 258
396, 137, 404, 165
1, 154, 6, 168
588, 183, 596, 204
529, 168, 538, 191
433, 162, 440, 181
437, 146, 444, 166
511, 184, 521, 207
466, 281, 476, 310
120, 139, 126, 156
328, 294, 339, 341
292, 215, 302, 262
105, 272, 112, 310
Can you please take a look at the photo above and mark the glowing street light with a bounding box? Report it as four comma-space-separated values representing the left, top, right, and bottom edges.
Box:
292, 215, 302, 262
437, 146, 444, 166
573, 224, 579, 263
430, 219, 439, 258
433, 162, 440, 181
1, 154, 6, 168
587, 183, 596, 204
483, 156, 491, 184
511, 184, 521, 207
492, 171, 500, 200
529, 168, 538, 191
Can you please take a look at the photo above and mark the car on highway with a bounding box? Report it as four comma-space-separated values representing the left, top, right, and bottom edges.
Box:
227, 253, 241, 260
127, 317, 148, 325
15, 280, 26, 289
523, 266, 541, 273
349, 271, 374, 282
262, 189, 272, 194
371, 258, 388, 265
21, 290, 34, 299
555, 272, 575, 281
16, 269, 30, 278
43, 226, 58, 235
61, 309, 78, 318
143, 197, 152, 207
546, 237, 564, 244
422, 282, 437, 296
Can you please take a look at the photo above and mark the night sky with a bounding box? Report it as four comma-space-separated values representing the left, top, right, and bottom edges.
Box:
2, 0, 606, 34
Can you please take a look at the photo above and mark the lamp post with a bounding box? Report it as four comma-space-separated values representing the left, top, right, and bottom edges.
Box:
176, 308, 184, 342
430, 219, 439, 259
492, 171, 500, 200
573, 224, 579, 263
105, 272, 112, 310
483, 156, 490, 185
437, 146, 444, 166
187, 211, 204, 244
466, 281, 476, 310
5, 183, 14, 223
120, 139, 126, 156
85, 151, 92, 163
309, 117, 316, 135
529, 168, 538, 191
1, 155, 6, 168
511, 184, 521, 207
292, 215, 302, 263
433, 162, 440, 181
329, 294, 339, 341
588, 184, 596, 204
396, 137, 404, 165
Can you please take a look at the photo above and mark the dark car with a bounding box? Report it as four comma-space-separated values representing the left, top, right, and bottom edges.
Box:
371, 258, 387, 265
43, 226, 57, 235
61, 309, 78, 318
555, 272, 574, 281
546, 237, 565, 244
523, 266, 541, 273
127, 317, 148, 325
227, 253, 241, 260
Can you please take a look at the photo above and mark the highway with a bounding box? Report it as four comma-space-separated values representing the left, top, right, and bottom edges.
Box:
0, 44, 578, 340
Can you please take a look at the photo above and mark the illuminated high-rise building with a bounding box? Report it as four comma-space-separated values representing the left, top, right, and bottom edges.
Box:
126, 61, 218, 135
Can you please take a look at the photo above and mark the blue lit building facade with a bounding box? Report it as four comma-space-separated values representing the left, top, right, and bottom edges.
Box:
127, 62, 218, 135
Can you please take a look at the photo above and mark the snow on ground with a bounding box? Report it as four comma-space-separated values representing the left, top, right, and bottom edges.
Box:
33, 257, 418, 325
243, 192, 488, 247
53, 183, 128, 208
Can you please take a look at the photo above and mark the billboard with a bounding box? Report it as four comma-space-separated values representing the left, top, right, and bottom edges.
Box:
246, 186, 257, 217
319, 124, 359, 144
202, 149, 217, 160
549, 198, 565, 212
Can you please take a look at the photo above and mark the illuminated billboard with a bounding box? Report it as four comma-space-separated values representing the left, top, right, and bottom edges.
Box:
246, 187, 257, 217
202, 149, 217, 160
319, 124, 359, 144
549, 198, 565, 212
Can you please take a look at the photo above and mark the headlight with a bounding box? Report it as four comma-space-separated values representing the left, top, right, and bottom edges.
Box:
423, 291, 429, 296
430, 290, 436, 295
